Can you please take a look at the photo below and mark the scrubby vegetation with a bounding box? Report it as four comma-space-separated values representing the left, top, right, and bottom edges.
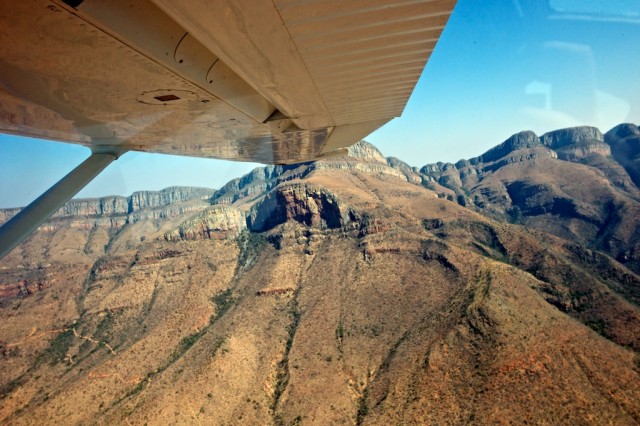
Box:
236, 230, 268, 270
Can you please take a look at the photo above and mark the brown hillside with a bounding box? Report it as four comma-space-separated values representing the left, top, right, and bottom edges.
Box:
1, 165, 639, 425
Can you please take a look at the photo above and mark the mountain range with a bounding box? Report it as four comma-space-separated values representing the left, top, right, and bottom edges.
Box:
0, 124, 639, 425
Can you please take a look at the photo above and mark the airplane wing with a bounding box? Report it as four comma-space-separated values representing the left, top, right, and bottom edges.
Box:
0, 0, 456, 163
0, 0, 456, 258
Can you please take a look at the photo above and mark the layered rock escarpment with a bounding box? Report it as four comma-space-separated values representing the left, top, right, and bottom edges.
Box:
164, 206, 246, 241
0, 186, 215, 231
2, 125, 637, 273
58, 186, 214, 218
126, 187, 214, 212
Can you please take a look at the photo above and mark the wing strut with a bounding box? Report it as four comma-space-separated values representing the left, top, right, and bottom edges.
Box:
0, 152, 119, 260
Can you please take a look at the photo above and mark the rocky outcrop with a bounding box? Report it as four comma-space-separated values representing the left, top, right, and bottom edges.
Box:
483, 147, 558, 172
306, 141, 414, 183
420, 161, 457, 174
247, 183, 351, 232
32, 199, 213, 232
413, 124, 640, 274
554, 142, 611, 162
540, 126, 604, 149
126, 199, 213, 223
52, 186, 213, 218
422, 127, 609, 181
205, 128, 638, 277
479, 131, 542, 164
54, 196, 130, 217
540, 126, 610, 162
164, 206, 245, 241
346, 140, 388, 163
386, 157, 422, 184
311, 160, 408, 181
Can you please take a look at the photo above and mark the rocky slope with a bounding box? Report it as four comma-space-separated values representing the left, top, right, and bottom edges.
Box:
0, 125, 639, 425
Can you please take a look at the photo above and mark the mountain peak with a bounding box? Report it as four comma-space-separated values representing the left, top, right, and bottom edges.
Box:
479, 130, 541, 163
606, 123, 640, 139
604, 123, 640, 187
346, 140, 387, 163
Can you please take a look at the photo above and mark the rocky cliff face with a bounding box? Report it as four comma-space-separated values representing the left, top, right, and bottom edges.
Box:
541, 127, 611, 161
540, 126, 604, 149
164, 206, 246, 241
52, 196, 130, 218
127, 187, 214, 212
0, 187, 215, 231
386, 156, 423, 184
212, 163, 310, 205
247, 183, 351, 232
201, 125, 640, 274
0, 186, 214, 223
7, 125, 633, 274
478, 130, 542, 163
54, 186, 214, 218
417, 127, 627, 196
346, 139, 388, 163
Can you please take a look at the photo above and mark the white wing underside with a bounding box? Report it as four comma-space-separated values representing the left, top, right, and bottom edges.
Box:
0, 0, 456, 164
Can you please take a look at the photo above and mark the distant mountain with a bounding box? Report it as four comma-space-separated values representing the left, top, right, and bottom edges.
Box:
419, 125, 640, 275
0, 125, 639, 425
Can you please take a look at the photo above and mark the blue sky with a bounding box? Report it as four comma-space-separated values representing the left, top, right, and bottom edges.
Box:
368, 0, 640, 163
1, 0, 639, 208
